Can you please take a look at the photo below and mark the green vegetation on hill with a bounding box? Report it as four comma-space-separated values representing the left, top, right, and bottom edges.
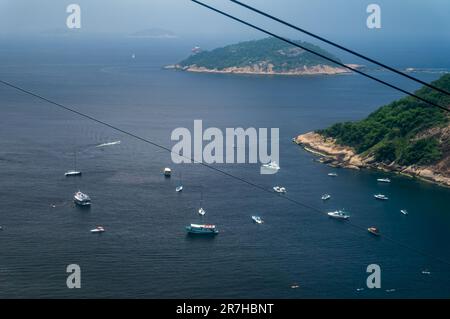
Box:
179, 37, 342, 71
319, 74, 450, 166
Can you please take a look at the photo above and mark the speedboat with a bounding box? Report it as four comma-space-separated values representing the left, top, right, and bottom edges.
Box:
421, 270, 431, 275
400, 209, 408, 215
90, 226, 105, 233
252, 215, 263, 224
327, 210, 350, 220
377, 178, 391, 183
368, 227, 380, 236
74, 191, 91, 206
198, 208, 206, 216
273, 186, 286, 193
65, 170, 82, 177
261, 161, 280, 171
176, 185, 183, 192
328, 172, 338, 177
321, 194, 331, 201
186, 224, 218, 235
163, 168, 172, 177
374, 194, 388, 200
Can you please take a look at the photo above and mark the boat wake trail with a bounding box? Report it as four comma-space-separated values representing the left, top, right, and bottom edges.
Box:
95, 140, 121, 148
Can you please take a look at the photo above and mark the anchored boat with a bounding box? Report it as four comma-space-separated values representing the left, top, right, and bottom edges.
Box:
186, 224, 218, 235
252, 215, 264, 224
374, 194, 389, 200
327, 210, 350, 220
273, 186, 286, 193
74, 191, 91, 206
368, 227, 380, 236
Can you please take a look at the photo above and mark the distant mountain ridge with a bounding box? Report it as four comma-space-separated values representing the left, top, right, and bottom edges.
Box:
173, 37, 357, 76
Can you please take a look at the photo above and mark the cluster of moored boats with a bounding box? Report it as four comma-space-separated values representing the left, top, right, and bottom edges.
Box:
322, 175, 409, 236
63, 156, 405, 238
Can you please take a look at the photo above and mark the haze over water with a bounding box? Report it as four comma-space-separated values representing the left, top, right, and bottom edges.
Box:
0, 37, 449, 298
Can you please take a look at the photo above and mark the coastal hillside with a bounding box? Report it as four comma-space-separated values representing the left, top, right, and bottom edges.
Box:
295, 74, 450, 186
174, 37, 354, 75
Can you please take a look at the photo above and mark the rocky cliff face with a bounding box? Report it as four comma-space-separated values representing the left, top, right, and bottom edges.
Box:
294, 130, 450, 187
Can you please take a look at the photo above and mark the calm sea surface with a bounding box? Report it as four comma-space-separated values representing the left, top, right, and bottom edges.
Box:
0, 37, 449, 298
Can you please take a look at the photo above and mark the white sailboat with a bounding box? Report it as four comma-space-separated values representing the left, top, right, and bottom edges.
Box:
65, 151, 81, 177
176, 172, 183, 192
198, 188, 206, 216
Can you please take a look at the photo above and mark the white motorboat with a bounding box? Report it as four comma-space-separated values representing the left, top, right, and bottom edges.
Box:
163, 167, 172, 177
321, 194, 331, 201
400, 209, 408, 215
261, 161, 280, 171
327, 210, 350, 220
368, 227, 380, 236
374, 194, 388, 200
252, 216, 263, 224
328, 172, 338, 177
198, 208, 206, 216
176, 185, 183, 192
273, 186, 286, 193
90, 226, 105, 233
65, 170, 81, 177
74, 191, 91, 206
377, 178, 391, 183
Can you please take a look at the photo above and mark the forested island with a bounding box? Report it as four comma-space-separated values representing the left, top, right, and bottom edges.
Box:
170, 37, 359, 76
295, 74, 450, 187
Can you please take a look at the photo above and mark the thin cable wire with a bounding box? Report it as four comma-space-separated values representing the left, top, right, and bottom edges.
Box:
229, 0, 450, 97
1, 78, 450, 268
191, 0, 450, 113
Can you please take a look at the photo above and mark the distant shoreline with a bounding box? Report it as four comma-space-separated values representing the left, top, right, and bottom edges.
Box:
165, 64, 362, 76
294, 132, 450, 188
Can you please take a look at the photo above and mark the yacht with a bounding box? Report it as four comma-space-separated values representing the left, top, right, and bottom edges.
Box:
328, 172, 338, 177
327, 210, 350, 220
252, 215, 264, 224
65, 170, 82, 177
186, 224, 218, 235
273, 186, 286, 193
163, 168, 172, 177
90, 226, 105, 233
368, 227, 380, 236
374, 194, 388, 200
261, 161, 280, 171
401, 209, 408, 215
377, 178, 391, 183
65, 151, 81, 176
198, 208, 206, 216
321, 194, 331, 201
74, 191, 91, 206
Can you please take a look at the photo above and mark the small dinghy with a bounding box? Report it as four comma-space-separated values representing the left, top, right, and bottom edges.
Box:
374, 194, 388, 200
273, 186, 286, 193
90, 226, 105, 233
252, 215, 264, 224
328, 172, 338, 177
368, 227, 380, 236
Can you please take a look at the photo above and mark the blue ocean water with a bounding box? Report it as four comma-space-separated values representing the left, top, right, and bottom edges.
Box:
0, 36, 449, 298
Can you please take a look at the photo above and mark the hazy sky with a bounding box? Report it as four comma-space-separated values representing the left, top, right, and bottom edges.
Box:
0, 0, 449, 41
